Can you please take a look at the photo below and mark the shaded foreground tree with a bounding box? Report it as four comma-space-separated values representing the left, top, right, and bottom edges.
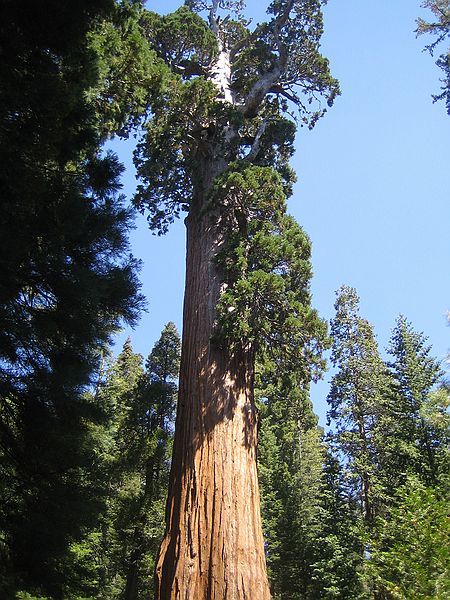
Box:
135, 1, 338, 597
0, 1, 158, 595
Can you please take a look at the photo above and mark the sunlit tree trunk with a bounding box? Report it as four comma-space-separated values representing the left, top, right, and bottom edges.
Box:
155, 169, 271, 598
141, 3, 339, 596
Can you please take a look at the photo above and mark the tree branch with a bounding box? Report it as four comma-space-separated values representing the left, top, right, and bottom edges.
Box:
243, 118, 270, 162
269, 84, 299, 104
173, 59, 208, 78
209, 0, 220, 33
229, 30, 252, 60
241, 0, 294, 117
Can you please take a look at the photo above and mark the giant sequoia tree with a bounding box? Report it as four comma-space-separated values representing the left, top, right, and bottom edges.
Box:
135, 1, 338, 597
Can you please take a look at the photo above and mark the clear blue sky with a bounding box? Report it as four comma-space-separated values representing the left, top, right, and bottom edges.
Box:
112, 0, 450, 424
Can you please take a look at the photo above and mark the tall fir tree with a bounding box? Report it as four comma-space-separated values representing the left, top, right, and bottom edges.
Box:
66, 326, 181, 600
327, 286, 388, 524
386, 316, 445, 485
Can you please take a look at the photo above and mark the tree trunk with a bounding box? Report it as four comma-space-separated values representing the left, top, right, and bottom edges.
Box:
124, 543, 140, 600
155, 182, 271, 599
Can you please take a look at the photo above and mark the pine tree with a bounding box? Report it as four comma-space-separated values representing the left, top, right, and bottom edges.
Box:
327, 286, 387, 524
386, 316, 445, 485
135, 2, 338, 596
66, 327, 181, 600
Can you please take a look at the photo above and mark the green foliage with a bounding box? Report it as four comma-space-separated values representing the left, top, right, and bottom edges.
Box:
134, 0, 339, 233
87, 1, 166, 138
142, 7, 218, 75
134, 75, 222, 233
64, 327, 180, 600
212, 163, 328, 379
327, 286, 388, 521
326, 288, 450, 598
257, 355, 321, 598
417, 0, 450, 114
307, 454, 367, 600
369, 477, 450, 599
257, 364, 365, 599
386, 316, 445, 485
146, 321, 181, 383
16, 594, 51, 600
263, 0, 340, 125
0, 1, 160, 595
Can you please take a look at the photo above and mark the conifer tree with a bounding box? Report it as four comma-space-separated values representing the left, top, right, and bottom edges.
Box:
257, 356, 366, 599
386, 316, 445, 485
368, 318, 450, 598
369, 476, 450, 599
327, 286, 387, 524
0, 2, 160, 594
257, 361, 324, 598
122, 323, 180, 600
67, 327, 181, 600
308, 453, 367, 600
417, 0, 450, 113
135, 2, 338, 597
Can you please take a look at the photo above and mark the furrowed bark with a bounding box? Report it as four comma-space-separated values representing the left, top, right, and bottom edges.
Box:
155, 176, 271, 599
153, 9, 282, 594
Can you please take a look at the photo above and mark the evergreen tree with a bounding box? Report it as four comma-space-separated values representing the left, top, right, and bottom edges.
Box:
65, 340, 147, 600
327, 292, 450, 599
0, 2, 159, 595
417, 0, 450, 114
257, 362, 366, 599
66, 326, 180, 600
369, 476, 450, 599
368, 319, 450, 599
327, 286, 387, 524
122, 323, 180, 600
309, 453, 367, 600
257, 362, 323, 599
135, 2, 338, 595
386, 316, 445, 485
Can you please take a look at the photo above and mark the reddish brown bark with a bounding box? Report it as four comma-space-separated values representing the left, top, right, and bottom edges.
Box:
155, 196, 271, 599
